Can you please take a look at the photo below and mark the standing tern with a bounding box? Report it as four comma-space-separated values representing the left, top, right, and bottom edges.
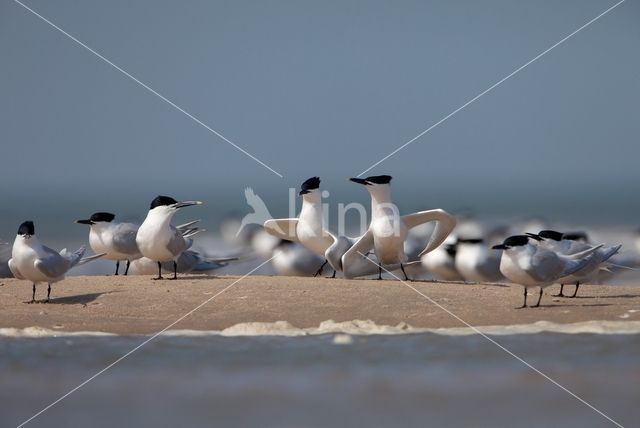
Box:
8, 221, 104, 302
342, 175, 456, 280
528, 230, 620, 297
454, 238, 504, 283
75, 212, 141, 275
492, 235, 603, 308
264, 177, 338, 277
136, 196, 203, 280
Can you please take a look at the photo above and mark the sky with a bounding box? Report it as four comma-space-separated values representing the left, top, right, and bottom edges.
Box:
1, 0, 639, 241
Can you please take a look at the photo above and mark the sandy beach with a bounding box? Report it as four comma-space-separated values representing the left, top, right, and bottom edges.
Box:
0, 275, 638, 335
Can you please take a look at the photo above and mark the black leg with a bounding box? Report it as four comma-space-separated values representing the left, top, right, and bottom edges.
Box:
314, 260, 328, 277
28, 283, 36, 303
169, 261, 178, 280
569, 282, 580, 298
114, 260, 120, 276
46, 283, 51, 303
532, 287, 543, 308
516, 288, 527, 309
378, 264, 382, 280
400, 263, 409, 281
553, 284, 565, 297
328, 269, 336, 279
124, 260, 130, 276
153, 262, 163, 280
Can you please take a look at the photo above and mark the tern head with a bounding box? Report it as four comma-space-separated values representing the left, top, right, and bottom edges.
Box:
349, 175, 392, 187
75, 212, 115, 226
536, 230, 564, 242
149, 195, 203, 213
492, 235, 533, 250
562, 231, 589, 242
299, 176, 321, 198
457, 238, 484, 245
17, 221, 35, 240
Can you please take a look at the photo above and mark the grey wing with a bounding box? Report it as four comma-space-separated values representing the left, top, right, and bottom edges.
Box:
528, 250, 563, 283
112, 223, 141, 256
35, 250, 71, 279
167, 227, 188, 258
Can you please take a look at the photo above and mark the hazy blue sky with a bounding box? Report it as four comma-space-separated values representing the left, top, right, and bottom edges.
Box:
1, 0, 639, 239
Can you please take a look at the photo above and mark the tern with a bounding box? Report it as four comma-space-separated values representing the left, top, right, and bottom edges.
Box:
528, 230, 621, 297
75, 212, 141, 275
136, 195, 203, 280
454, 238, 504, 283
264, 177, 338, 277
128, 250, 238, 275
492, 235, 604, 308
8, 221, 104, 302
342, 175, 456, 280
421, 235, 463, 281
271, 240, 326, 276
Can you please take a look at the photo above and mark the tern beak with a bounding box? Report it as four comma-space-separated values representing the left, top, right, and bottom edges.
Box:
75, 219, 93, 225
173, 201, 203, 209
299, 189, 310, 195
525, 233, 543, 241
492, 244, 508, 250
349, 177, 369, 185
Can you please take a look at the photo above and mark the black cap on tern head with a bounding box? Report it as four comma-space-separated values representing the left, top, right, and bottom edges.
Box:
18, 221, 35, 236
349, 175, 392, 185
76, 212, 115, 225
150, 195, 178, 210
492, 235, 530, 250
538, 230, 564, 241
457, 238, 484, 244
299, 177, 320, 195
562, 231, 589, 242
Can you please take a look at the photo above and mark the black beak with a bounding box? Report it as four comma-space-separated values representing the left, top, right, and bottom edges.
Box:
299, 189, 310, 195
525, 233, 543, 241
75, 219, 93, 225
492, 244, 508, 250
349, 177, 369, 185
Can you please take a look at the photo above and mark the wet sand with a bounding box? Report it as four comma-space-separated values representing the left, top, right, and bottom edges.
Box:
0, 275, 638, 334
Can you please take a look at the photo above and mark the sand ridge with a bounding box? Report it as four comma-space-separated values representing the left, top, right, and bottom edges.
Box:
0, 275, 638, 335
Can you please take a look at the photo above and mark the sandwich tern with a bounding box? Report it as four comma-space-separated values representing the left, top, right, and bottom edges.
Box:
75, 212, 141, 275
492, 235, 603, 308
128, 250, 237, 275
454, 238, 504, 283
342, 175, 456, 280
421, 235, 463, 281
264, 177, 338, 277
529, 230, 621, 297
136, 195, 203, 280
8, 221, 104, 302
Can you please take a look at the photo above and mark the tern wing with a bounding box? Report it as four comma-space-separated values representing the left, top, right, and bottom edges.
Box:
7, 258, 25, 280
176, 220, 200, 231
263, 219, 299, 241
526, 249, 565, 283
35, 251, 72, 279
401, 209, 456, 257
167, 227, 188, 257
111, 223, 140, 256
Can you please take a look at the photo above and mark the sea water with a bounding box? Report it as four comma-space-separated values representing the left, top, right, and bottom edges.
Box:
1, 324, 638, 428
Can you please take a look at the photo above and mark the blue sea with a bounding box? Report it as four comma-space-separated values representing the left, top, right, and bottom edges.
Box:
1, 327, 638, 428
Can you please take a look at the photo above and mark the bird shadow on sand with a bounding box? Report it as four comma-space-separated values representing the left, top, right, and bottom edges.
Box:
46, 291, 120, 305
538, 302, 613, 308
565, 294, 639, 300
